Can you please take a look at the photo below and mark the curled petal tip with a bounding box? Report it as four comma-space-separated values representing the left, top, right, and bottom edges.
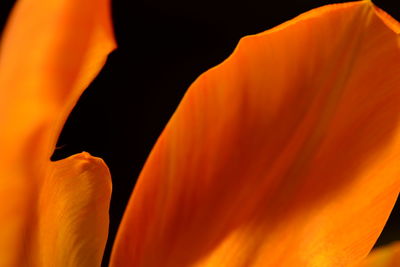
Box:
37, 153, 112, 267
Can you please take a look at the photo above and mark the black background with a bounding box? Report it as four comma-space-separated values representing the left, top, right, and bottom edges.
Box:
1, 0, 400, 266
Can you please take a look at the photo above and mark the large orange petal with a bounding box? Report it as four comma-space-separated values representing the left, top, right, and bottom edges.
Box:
358, 242, 400, 266
0, 0, 115, 266
111, 1, 400, 266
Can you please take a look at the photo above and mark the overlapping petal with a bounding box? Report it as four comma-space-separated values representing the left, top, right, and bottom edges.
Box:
359, 242, 400, 266
111, 1, 400, 266
0, 0, 115, 266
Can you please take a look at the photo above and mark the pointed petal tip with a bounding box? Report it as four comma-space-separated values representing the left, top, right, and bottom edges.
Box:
369, 2, 400, 34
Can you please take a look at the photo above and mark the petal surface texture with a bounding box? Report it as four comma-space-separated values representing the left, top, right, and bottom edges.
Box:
111, 1, 400, 267
358, 242, 400, 266
39, 153, 112, 267
0, 0, 115, 266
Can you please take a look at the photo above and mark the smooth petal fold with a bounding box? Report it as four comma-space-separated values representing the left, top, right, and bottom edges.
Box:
0, 0, 115, 266
358, 242, 400, 266
111, 1, 400, 266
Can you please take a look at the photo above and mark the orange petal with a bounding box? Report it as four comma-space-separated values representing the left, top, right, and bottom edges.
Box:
0, 0, 115, 266
0, 0, 116, 166
38, 153, 112, 266
111, 1, 400, 266
358, 242, 400, 266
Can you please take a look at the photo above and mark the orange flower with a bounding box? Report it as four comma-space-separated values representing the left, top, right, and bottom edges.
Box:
0, 0, 399, 266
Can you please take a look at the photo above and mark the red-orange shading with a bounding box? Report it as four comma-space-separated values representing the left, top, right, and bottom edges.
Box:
111, 1, 400, 266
